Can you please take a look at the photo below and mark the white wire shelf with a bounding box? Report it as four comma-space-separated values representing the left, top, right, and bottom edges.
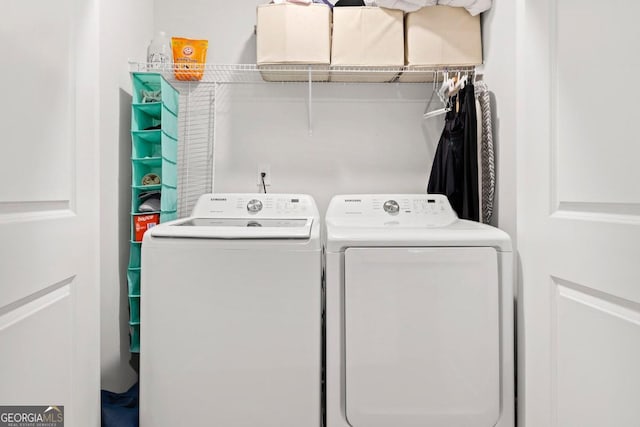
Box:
130, 62, 478, 193
129, 62, 476, 84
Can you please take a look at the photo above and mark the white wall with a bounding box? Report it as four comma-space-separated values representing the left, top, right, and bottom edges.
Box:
212, 83, 443, 215
99, 0, 154, 392
154, 0, 262, 64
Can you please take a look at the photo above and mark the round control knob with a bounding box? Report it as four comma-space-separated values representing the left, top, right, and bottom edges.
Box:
383, 200, 400, 214
246, 199, 263, 213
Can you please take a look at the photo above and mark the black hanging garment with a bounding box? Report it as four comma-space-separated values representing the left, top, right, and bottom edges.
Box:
427, 84, 479, 221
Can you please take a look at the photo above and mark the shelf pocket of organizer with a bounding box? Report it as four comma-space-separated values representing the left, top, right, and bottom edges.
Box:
132, 103, 161, 130
132, 157, 162, 187
132, 130, 161, 158
131, 157, 177, 188
132, 72, 161, 104
132, 72, 178, 113
161, 77, 179, 115
129, 241, 142, 269
127, 267, 141, 296
129, 296, 141, 324
160, 211, 178, 222
160, 185, 178, 213
131, 183, 161, 213
160, 104, 178, 139
131, 103, 177, 137
132, 184, 176, 215
129, 324, 140, 353
160, 131, 177, 163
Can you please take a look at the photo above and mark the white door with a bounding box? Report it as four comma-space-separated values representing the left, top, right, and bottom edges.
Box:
518, 1, 640, 426
0, 1, 100, 426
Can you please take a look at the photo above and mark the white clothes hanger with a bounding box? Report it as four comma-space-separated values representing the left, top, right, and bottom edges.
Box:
422, 74, 439, 118
448, 73, 468, 97
423, 71, 452, 119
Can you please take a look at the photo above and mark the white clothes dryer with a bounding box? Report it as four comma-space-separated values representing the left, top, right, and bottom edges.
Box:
324, 194, 514, 427
140, 193, 322, 427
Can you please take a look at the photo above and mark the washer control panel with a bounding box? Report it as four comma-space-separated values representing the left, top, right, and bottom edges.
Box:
327, 194, 458, 228
192, 193, 316, 218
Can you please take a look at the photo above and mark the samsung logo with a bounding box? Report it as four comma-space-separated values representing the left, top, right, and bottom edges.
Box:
211, 198, 227, 201
344, 199, 362, 203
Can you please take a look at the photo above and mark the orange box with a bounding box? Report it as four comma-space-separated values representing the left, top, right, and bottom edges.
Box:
134, 213, 160, 242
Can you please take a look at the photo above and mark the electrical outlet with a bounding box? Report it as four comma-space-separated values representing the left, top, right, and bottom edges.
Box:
257, 164, 271, 192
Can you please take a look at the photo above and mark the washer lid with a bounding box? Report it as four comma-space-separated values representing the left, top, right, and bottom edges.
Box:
149, 193, 319, 239
149, 217, 313, 239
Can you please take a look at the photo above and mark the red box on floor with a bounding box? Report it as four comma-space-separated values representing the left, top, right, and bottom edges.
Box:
134, 213, 160, 242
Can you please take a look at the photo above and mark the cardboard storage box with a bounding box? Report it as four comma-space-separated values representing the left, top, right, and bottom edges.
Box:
402, 5, 481, 82
330, 7, 404, 82
257, 3, 331, 81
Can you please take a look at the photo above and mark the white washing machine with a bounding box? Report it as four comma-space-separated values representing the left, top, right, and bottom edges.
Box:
140, 193, 322, 427
325, 194, 514, 427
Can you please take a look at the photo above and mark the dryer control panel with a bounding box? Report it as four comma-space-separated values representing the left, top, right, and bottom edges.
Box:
326, 194, 458, 228
191, 193, 317, 219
